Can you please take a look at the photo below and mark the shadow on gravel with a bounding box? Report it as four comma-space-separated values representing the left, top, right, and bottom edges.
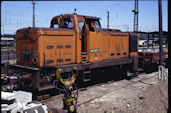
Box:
77, 66, 135, 89
33, 66, 159, 100
37, 66, 133, 99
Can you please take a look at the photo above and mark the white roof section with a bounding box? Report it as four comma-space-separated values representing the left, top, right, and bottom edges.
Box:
1, 92, 16, 101
1, 91, 32, 104
1, 37, 14, 41
14, 91, 32, 105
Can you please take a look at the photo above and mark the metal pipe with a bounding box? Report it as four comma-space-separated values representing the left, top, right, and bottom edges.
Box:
158, 0, 163, 65
132, 0, 138, 32
107, 11, 109, 29
32, 1, 35, 27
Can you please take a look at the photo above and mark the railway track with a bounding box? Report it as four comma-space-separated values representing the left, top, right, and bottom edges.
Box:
33, 71, 142, 101
1, 67, 164, 103
33, 69, 163, 107
77, 72, 157, 107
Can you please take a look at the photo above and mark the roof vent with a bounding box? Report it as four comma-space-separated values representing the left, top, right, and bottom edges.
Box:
73, 8, 77, 15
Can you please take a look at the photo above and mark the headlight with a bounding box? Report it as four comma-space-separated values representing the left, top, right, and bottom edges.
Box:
32, 57, 37, 64
32, 51, 37, 64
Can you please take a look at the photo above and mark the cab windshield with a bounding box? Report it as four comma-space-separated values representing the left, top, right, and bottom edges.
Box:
50, 16, 74, 29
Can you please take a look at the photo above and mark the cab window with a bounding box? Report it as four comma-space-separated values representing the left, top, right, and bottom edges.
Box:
79, 22, 84, 31
51, 19, 59, 28
85, 18, 102, 32
94, 21, 102, 32
51, 17, 74, 29
85, 19, 95, 32
62, 17, 74, 29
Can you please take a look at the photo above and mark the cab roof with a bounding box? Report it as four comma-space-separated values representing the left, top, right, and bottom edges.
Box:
51, 14, 100, 21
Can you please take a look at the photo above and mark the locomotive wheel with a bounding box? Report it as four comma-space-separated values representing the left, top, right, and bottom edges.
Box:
75, 70, 84, 87
18, 79, 32, 91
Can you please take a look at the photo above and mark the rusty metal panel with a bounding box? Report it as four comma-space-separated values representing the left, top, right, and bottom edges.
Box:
38, 33, 75, 67
88, 32, 129, 62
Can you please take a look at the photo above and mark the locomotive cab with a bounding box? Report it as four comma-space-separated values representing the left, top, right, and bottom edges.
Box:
50, 14, 103, 63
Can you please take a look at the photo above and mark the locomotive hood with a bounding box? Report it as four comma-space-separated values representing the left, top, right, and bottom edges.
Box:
16, 27, 75, 41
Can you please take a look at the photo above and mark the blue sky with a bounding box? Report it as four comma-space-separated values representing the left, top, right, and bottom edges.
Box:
1, 1, 168, 34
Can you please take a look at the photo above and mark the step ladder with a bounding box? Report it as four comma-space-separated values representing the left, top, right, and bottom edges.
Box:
82, 63, 91, 82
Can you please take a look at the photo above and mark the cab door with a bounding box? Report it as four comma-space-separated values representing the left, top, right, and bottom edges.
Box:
78, 20, 89, 63
85, 19, 103, 62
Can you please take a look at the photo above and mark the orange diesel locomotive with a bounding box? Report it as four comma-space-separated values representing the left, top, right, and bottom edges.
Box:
10, 14, 138, 91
